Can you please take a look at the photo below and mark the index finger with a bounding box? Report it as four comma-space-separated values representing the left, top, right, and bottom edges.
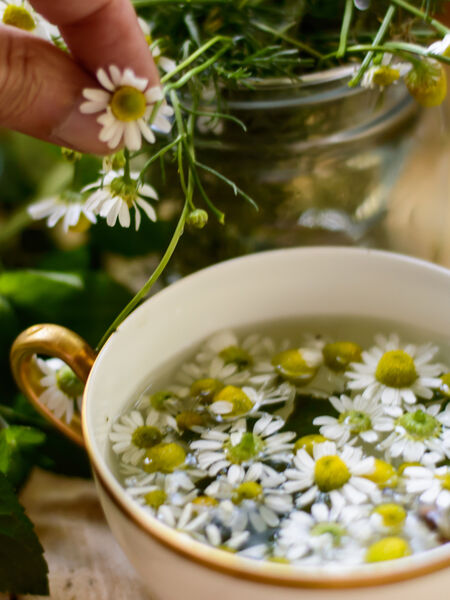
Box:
30, 0, 159, 84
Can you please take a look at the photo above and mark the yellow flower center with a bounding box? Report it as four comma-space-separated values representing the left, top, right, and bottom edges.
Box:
110, 86, 147, 122
440, 373, 450, 398
176, 411, 205, 431
314, 455, 351, 492
322, 341, 362, 372
190, 378, 223, 404
109, 177, 139, 208
2, 5, 35, 31
436, 472, 450, 491
150, 390, 175, 411
232, 481, 263, 504
375, 350, 417, 388
396, 409, 441, 440
219, 345, 253, 370
131, 425, 163, 449
373, 504, 406, 529
271, 349, 318, 386
226, 432, 264, 464
144, 489, 167, 509
338, 410, 371, 433
310, 522, 346, 546
192, 495, 218, 507
212, 385, 253, 417
56, 365, 84, 399
144, 442, 186, 473
364, 459, 398, 488
372, 65, 400, 87
294, 434, 327, 456
366, 537, 411, 563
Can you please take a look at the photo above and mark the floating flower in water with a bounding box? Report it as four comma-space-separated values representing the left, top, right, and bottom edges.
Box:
83, 170, 158, 230
345, 334, 442, 415
274, 503, 366, 564
110, 410, 169, 465
403, 465, 450, 509
284, 441, 378, 510
365, 536, 411, 562
209, 382, 294, 420
378, 404, 450, 463
322, 341, 363, 372
80, 65, 173, 150
35, 357, 84, 424
191, 415, 294, 478
0, 0, 59, 40
313, 394, 392, 446
205, 464, 292, 532
28, 192, 96, 233
270, 347, 322, 386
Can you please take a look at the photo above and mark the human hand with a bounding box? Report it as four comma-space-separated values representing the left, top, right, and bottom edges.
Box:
0, 0, 160, 154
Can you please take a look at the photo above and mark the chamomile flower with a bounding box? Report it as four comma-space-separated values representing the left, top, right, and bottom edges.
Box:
349, 504, 439, 554
284, 441, 379, 510
274, 503, 366, 564
202, 522, 250, 551
195, 330, 276, 372
405, 58, 447, 108
110, 410, 168, 465
35, 357, 84, 424
0, 1, 59, 40
209, 382, 295, 420
403, 465, 450, 509
428, 34, 450, 58
361, 61, 411, 90
205, 464, 292, 532
80, 65, 173, 151
138, 18, 177, 73
345, 334, 443, 416
169, 355, 251, 400
28, 192, 96, 233
191, 415, 295, 478
378, 404, 450, 463
126, 471, 198, 515
83, 170, 158, 230
313, 394, 393, 446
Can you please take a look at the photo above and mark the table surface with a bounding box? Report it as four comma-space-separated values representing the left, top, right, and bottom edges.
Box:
2, 83, 449, 600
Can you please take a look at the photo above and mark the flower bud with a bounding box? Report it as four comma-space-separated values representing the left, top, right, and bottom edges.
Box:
405, 59, 447, 107
103, 150, 126, 172
186, 209, 208, 229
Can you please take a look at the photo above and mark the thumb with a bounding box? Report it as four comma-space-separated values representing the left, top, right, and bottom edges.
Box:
0, 25, 110, 154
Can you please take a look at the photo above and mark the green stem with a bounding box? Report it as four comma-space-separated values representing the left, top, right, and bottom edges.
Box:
252, 21, 325, 60
161, 36, 232, 84
337, 0, 354, 58
349, 5, 396, 87
165, 43, 232, 91
0, 207, 32, 251
96, 201, 189, 350
123, 149, 131, 183
325, 43, 450, 66
139, 135, 184, 181
389, 0, 450, 35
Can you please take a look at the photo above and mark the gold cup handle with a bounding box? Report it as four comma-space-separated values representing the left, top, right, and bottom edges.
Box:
10, 324, 97, 448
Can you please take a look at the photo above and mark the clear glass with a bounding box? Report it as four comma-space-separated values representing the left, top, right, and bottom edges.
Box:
160, 66, 419, 275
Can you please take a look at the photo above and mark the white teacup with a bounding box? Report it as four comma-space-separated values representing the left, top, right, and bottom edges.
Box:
11, 247, 450, 600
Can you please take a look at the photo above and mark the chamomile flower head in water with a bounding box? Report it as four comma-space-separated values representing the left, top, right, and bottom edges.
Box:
109, 320, 450, 568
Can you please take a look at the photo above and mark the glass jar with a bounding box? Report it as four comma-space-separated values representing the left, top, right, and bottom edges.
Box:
160, 66, 419, 275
